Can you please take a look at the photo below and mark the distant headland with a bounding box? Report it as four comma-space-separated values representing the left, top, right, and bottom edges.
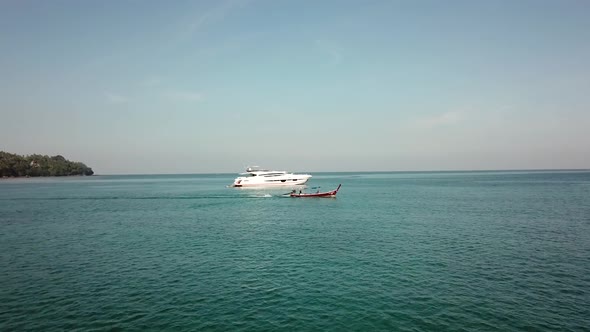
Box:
0, 151, 94, 178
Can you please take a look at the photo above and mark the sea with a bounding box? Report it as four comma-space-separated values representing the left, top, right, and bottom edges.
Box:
1, 171, 589, 331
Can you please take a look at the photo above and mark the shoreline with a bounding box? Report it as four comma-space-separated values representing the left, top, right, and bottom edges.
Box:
0, 175, 95, 181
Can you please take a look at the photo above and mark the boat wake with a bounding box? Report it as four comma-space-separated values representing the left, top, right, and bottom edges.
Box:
249, 194, 273, 198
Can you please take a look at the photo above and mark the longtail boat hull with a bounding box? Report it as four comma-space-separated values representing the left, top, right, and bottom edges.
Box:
290, 184, 341, 198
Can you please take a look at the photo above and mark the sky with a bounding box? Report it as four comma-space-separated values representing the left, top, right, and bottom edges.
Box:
1, 0, 589, 174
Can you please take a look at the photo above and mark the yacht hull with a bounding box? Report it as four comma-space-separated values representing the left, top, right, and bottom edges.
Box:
232, 177, 311, 187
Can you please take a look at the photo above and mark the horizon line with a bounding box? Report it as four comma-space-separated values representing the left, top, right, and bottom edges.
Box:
92, 168, 590, 176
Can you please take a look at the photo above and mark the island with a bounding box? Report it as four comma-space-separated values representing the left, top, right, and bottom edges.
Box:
0, 151, 94, 177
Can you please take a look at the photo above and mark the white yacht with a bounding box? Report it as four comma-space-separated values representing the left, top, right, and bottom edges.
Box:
231, 166, 312, 187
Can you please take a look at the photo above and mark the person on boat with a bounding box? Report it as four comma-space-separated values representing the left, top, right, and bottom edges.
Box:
299, 190, 302, 194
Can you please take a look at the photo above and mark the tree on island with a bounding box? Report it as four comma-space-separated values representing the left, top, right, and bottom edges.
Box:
0, 151, 94, 177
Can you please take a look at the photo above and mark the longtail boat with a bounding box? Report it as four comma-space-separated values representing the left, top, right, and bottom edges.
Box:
289, 184, 341, 198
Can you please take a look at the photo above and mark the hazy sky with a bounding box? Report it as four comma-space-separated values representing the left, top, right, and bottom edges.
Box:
1, 0, 589, 174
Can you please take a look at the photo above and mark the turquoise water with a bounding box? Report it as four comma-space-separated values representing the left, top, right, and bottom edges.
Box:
1, 171, 589, 331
